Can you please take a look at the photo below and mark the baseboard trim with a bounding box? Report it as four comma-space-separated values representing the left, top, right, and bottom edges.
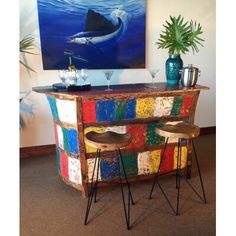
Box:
20, 126, 215, 159
200, 126, 216, 136
20, 144, 56, 159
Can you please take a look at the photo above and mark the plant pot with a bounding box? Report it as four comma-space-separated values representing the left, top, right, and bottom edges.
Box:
165, 54, 183, 85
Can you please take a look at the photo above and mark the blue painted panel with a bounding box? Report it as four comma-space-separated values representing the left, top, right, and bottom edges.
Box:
67, 129, 79, 155
125, 98, 136, 119
47, 96, 59, 121
100, 158, 119, 180
96, 100, 115, 122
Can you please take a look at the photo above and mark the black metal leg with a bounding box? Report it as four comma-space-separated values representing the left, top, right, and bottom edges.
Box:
192, 140, 207, 203
149, 138, 169, 199
118, 149, 135, 205
84, 149, 100, 225
117, 150, 131, 230
94, 149, 101, 203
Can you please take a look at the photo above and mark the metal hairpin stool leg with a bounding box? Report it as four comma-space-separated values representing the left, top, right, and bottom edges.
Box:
148, 123, 207, 216
84, 131, 135, 230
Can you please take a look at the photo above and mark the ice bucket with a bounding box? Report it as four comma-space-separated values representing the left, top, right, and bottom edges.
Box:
179, 64, 200, 87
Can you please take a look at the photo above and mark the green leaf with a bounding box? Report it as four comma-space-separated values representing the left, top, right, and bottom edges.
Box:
156, 15, 204, 55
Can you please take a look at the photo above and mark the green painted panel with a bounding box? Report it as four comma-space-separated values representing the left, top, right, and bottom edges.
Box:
171, 96, 183, 116
146, 122, 165, 145
56, 147, 61, 173
115, 100, 126, 120
62, 127, 69, 152
120, 152, 138, 177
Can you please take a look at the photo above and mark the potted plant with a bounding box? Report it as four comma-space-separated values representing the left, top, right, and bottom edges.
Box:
157, 15, 204, 85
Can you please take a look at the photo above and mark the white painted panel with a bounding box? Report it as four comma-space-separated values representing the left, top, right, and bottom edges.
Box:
105, 126, 127, 134
154, 97, 174, 117
87, 158, 101, 182
56, 99, 77, 124
68, 157, 82, 184
138, 151, 150, 175
56, 125, 64, 150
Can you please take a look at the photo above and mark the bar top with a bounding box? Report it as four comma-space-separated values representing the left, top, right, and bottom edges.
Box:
32, 82, 209, 98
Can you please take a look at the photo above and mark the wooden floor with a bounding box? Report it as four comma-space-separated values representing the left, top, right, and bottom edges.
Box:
20, 134, 215, 236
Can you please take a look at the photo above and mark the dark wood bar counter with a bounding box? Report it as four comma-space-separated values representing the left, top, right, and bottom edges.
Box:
33, 83, 209, 197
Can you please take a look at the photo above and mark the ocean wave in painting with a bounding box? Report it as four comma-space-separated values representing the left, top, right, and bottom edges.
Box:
37, 0, 146, 69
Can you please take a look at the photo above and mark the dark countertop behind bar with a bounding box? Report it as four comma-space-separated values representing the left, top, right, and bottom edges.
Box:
32, 83, 209, 98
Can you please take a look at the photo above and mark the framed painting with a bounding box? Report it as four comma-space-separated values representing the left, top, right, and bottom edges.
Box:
37, 0, 146, 69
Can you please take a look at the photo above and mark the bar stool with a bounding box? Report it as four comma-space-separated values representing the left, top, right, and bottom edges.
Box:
84, 131, 135, 230
148, 123, 207, 215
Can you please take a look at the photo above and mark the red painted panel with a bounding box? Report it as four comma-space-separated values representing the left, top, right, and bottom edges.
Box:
160, 147, 174, 173
126, 124, 147, 149
53, 120, 59, 145
180, 95, 193, 116
60, 151, 69, 180
82, 100, 96, 123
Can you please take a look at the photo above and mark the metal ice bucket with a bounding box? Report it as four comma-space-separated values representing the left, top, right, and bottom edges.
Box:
179, 64, 200, 87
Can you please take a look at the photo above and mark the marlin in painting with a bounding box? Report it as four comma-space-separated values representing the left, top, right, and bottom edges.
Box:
68, 10, 123, 47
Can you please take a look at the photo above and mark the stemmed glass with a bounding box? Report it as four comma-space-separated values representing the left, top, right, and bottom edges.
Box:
80, 68, 88, 85
148, 69, 159, 87
104, 70, 114, 91
58, 70, 70, 87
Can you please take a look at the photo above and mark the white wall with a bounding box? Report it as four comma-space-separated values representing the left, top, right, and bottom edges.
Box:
20, 0, 216, 147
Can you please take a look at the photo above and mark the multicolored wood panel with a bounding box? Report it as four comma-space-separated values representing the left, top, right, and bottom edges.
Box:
54, 124, 79, 155
47, 96, 77, 125
56, 147, 82, 184
82, 95, 194, 123
86, 147, 187, 182
47, 93, 194, 189
84, 123, 167, 154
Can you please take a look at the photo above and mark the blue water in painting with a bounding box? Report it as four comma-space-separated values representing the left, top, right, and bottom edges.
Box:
37, 0, 146, 69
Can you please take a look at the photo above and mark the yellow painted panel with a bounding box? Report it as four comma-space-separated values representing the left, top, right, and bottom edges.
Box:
149, 150, 161, 174
173, 146, 187, 169
136, 97, 155, 118
84, 127, 105, 153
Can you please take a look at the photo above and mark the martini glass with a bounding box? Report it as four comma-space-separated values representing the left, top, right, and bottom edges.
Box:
104, 70, 114, 91
148, 69, 159, 87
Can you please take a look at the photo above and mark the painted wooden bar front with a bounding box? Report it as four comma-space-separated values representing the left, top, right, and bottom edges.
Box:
33, 83, 209, 197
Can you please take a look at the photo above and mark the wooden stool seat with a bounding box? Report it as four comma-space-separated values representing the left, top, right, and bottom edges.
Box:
85, 131, 131, 150
156, 123, 200, 139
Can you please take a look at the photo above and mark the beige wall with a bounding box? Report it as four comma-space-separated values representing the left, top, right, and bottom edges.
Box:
20, 0, 216, 147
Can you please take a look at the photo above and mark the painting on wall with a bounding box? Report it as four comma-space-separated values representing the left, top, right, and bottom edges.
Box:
37, 0, 146, 69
